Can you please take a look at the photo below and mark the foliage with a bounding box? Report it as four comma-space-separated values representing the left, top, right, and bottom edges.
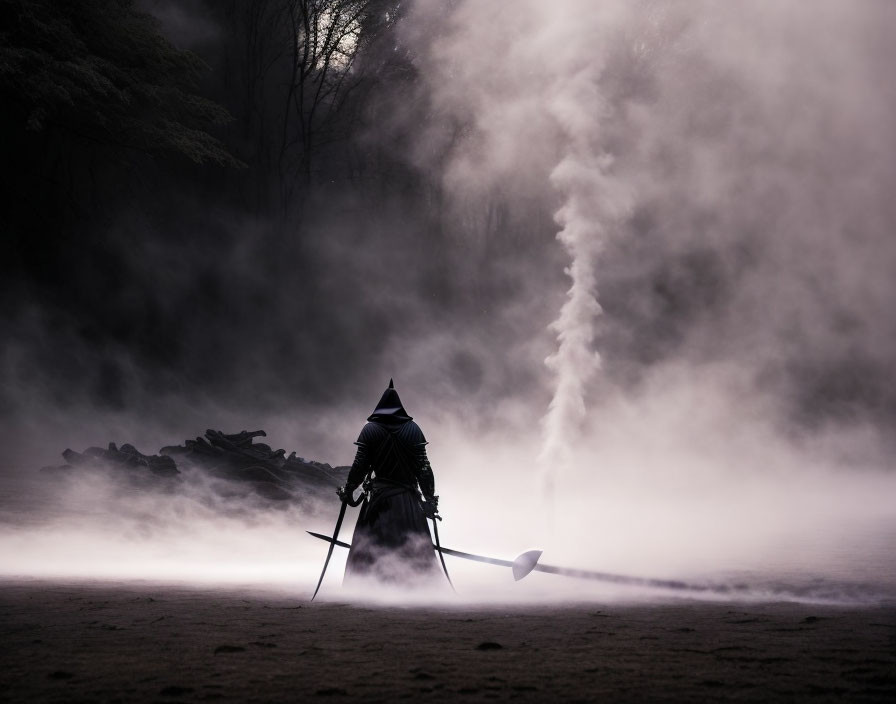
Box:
0, 0, 241, 165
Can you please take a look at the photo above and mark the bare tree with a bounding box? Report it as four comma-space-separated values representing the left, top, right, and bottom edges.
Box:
217, 0, 400, 216
278, 0, 372, 213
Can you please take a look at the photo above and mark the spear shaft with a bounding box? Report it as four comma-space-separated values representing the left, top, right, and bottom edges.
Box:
307, 532, 741, 594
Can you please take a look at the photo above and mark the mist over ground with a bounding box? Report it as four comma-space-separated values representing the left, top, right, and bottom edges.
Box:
1, 0, 894, 600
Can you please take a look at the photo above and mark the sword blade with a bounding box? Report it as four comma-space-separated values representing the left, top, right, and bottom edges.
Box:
429, 517, 455, 592
310, 500, 348, 601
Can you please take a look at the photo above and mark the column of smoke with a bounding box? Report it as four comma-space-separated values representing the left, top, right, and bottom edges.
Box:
411, 0, 643, 535
536, 7, 634, 519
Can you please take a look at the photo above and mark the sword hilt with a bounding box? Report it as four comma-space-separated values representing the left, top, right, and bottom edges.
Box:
336, 484, 366, 507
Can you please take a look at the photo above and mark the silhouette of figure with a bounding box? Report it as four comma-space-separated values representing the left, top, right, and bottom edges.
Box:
338, 380, 440, 584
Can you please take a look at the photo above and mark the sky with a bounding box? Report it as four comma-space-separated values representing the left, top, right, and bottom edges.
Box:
1, 0, 895, 598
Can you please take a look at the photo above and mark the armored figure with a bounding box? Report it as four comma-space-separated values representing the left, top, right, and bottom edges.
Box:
338, 379, 441, 584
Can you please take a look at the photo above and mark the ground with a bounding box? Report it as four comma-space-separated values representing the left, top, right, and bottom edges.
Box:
1, 580, 895, 702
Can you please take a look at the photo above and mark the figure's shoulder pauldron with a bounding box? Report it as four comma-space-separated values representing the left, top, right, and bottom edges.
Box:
396, 420, 427, 447
355, 422, 387, 447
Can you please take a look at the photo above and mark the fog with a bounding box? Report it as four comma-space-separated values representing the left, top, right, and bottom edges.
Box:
1, 0, 895, 603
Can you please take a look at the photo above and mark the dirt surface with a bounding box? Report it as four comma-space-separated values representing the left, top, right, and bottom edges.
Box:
1, 579, 895, 702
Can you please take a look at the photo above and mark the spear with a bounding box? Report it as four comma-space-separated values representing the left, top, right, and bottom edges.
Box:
306, 532, 742, 594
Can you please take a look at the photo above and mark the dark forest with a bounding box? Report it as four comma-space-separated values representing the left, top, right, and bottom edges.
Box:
2, 0, 895, 474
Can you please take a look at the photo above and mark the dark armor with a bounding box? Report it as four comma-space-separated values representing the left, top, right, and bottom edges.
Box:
341, 380, 440, 584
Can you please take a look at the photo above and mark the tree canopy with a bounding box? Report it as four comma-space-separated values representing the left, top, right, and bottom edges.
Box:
0, 0, 239, 165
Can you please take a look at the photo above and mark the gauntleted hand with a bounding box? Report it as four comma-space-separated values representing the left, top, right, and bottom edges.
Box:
336, 484, 353, 502
421, 494, 440, 519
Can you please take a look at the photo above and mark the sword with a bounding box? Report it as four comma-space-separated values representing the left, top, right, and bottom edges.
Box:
310, 485, 366, 601
306, 533, 745, 594
310, 499, 347, 601
429, 515, 455, 592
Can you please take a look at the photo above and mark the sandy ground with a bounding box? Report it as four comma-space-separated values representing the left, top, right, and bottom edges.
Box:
1, 580, 895, 702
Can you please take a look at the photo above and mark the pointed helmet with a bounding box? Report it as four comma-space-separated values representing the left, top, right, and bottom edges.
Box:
368, 378, 412, 422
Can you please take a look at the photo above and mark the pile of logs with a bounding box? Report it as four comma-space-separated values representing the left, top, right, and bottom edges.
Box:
46, 429, 349, 503
61, 443, 178, 477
